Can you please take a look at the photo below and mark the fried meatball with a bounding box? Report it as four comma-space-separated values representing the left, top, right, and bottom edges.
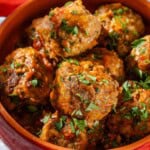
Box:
50, 59, 119, 127
26, 0, 101, 60
80, 48, 125, 83
104, 81, 150, 148
0, 47, 52, 109
40, 111, 103, 150
127, 35, 150, 77
95, 3, 145, 57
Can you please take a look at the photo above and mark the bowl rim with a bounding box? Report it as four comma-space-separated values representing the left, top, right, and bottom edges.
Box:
1, 102, 150, 150
0, 0, 150, 149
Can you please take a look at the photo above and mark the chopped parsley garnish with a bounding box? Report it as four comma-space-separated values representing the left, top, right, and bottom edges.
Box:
10, 62, 15, 69
10, 62, 22, 69
73, 118, 87, 131
1, 67, 7, 72
77, 74, 90, 85
72, 109, 83, 117
64, 1, 73, 7
114, 16, 128, 31
65, 58, 79, 65
77, 74, 96, 85
31, 79, 39, 87
71, 10, 78, 15
134, 68, 146, 80
70, 121, 76, 133
40, 114, 51, 124
99, 79, 109, 85
131, 38, 146, 48
61, 19, 79, 35
86, 102, 99, 112
122, 81, 132, 101
113, 8, 124, 15
107, 31, 119, 50
49, 11, 54, 18
63, 47, 71, 53
55, 116, 67, 131
50, 31, 57, 39
139, 76, 150, 89
86, 74, 97, 82
123, 103, 149, 121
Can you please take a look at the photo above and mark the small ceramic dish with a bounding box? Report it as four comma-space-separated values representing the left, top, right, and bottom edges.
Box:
0, 0, 150, 149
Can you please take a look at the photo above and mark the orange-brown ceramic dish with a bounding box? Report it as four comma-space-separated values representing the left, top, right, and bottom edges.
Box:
0, 0, 150, 149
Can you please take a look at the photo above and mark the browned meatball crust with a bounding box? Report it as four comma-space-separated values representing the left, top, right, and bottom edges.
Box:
50, 59, 119, 128
127, 35, 150, 76
80, 48, 125, 83
0, 47, 53, 110
103, 81, 150, 148
26, 0, 101, 60
95, 3, 145, 57
40, 111, 104, 150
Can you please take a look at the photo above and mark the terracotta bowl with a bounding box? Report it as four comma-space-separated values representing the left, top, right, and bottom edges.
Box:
0, 0, 150, 149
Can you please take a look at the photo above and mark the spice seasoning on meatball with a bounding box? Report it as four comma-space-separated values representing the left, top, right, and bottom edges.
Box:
50, 59, 119, 128
95, 3, 145, 57
127, 35, 150, 77
79, 48, 125, 83
26, 0, 101, 60
40, 111, 104, 149
0, 47, 53, 110
102, 80, 150, 148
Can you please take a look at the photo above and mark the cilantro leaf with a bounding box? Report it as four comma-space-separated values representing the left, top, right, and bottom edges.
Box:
86, 102, 99, 112
131, 38, 146, 48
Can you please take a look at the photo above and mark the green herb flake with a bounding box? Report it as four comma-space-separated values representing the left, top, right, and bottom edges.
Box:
72, 109, 83, 117
55, 116, 67, 131
65, 58, 79, 65
40, 114, 51, 124
87, 74, 97, 82
86, 102, 99, 112
113, 8, 124, 15
122, 81, 132, 101
27, 105, 38, 113
73, 118, 86, 131
63, 47, 71, 53
99, 79, 109, 85
10, 62, 15, 69
64, 1, 73, 7
123, 113, 132, 120
50, 31, 57, 39
31, 79, 39, 87
71, 10, 78, 15
78, 74, 90, 85
61, 19, 79, 35
70, 121, 75, 133
107, 31, 119, 50
1, 67, 7, 73
131, 38, 146, 48
139, 76, 150, 89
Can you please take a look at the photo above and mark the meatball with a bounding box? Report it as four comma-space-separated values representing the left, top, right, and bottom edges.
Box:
95, 3, 145, 57
104, 80, 150, 148
40, 111, 104, 150
127, 35, 150, 77
26, 0, 101, 60
0, 47, 52, 110
80, 48, 125, 83
50, 59, 119, 127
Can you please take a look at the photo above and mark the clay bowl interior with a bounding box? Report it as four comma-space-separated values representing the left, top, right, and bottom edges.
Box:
0, 0, 150, 149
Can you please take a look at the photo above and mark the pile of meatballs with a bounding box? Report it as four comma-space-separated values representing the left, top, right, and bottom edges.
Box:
0, 0, 150, 149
